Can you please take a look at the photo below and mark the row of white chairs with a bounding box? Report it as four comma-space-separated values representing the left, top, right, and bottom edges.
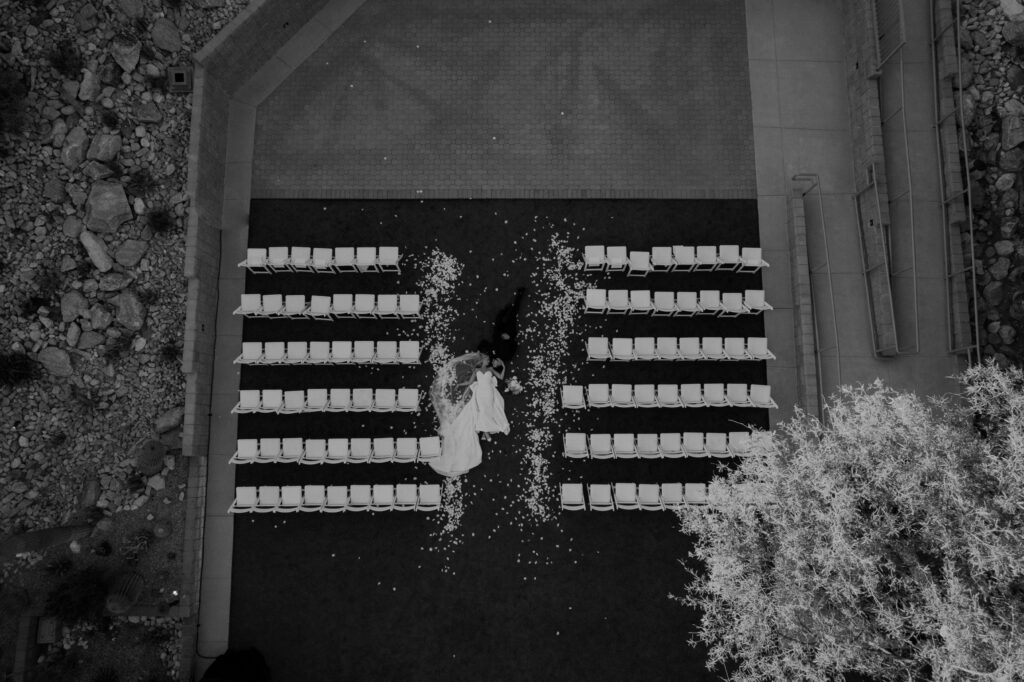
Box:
232, 388, 421, 414
238, 247, 402, 274
584, 288, 771, 316
563, 432, 750, 459
561, 383, 777, 409
561, 482, 712, 511
230, 436, 442, 464
583, 245, 768, 275
586, 336, 774, 362
229, 483, 440, 513
233, 293, 421, 319
234, 340, 421, 365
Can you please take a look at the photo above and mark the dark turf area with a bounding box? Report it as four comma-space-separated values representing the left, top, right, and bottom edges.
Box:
230, 199, 763, 681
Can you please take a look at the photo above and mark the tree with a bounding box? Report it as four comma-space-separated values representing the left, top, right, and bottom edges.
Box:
677, 361, 1024, 681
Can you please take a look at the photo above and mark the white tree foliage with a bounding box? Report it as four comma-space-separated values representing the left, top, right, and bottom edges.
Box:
677, 362, 1024, 681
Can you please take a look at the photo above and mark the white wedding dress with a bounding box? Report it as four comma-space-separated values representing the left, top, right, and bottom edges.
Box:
430, 371, 509, 477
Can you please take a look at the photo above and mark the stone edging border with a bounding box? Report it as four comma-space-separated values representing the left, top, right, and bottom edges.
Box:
788, 188, 821, 420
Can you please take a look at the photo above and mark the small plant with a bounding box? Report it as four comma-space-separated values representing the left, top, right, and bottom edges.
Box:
45, 557, 74, 577
137, 288, 160, 306
70, 384, 100, 409
93, 540, 112, 557
102, 334, 133, 361
46, 432, 68, 448
44, 567, 108, 624
19, 295, 49, 318
91, 667, 121, 682
0, 352, 36, 386
0, 69, 28, 134
120, 528, 155, 565
159, 341, 181, 365
147, 73, 167, 92
35, 266, 62, 302
99, 109, 119, 130
48, 39, 83, 79
126, 168, 160, 197
148, 207, 175, 234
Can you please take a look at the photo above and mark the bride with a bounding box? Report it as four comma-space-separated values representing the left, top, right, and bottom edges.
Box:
429, 362, 509, 478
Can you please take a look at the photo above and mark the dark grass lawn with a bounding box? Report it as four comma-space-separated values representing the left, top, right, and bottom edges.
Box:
230, 199, 764, 681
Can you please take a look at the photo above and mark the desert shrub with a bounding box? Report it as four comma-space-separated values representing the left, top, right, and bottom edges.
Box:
0, 352, 36, 386
146, 74, 167, 92
44, 566, 108, 624
159, 341, 181, 365
126, 168, 159, 197
148, 207, 175, 233
0, 69, 28, 134
99, 109, 119, 130
45, 557, 74, 577
102, 334, 133, 361
120, 529, 155, 565
137, 288, 160, 306
49, 40, 83, 79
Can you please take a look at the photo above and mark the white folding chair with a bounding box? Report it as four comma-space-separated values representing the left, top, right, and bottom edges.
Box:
348, 484, 372, 510
629, 290, 652, 315
606, 289, 629, 315
652, 291, 676, 316
728, 431, 752, 456
651, 246, 673, 272
738, 246, 768, 273
378, 246, 402, 273
261, 294, 285, 317
309, 341, 331, 364
348, 438, 372, 464
716, 244, 741, 271
694, 245, 717, 271
238, 248, 271, 274
306, 388, 329, 412
611, 338, 634, 361
232, 389, 261, 414
371, 437, 395, 463
331, 293, 354, 318
285, 341, 309, 364
327, 388, 351, 412
564, 432, 589, 458
684, 483, 708, 505
634, 337, 656, 361
324, 485, 348, 512
656, 384, 681, 408
605, 246, 628, 271
588, 484, 615, 511
326, 438, 349, 463
283, 294, 308, 318
719, 292, 748, 317
256, 438, 281, 463
675, 291, 700, 316
703, 383, 728, 408
233, 293, 262, 316
587, 337, 611, 361
611, 384, 634, 408
417, 484, 441, 511
683, 432, 706, 457
267, 246, 291, 272
330, 341, 353, 364
587, 383, 611, 408
744, 289, 773, 313
705, 432, 730, 457
333, 247, 357, 273
352, 340, 376, 364
398, 294, 421, 318
726, 383, 752, 407
747, 337, 775, 360
627, 251, 650, 277
308, 295, 333, 320
724, 337, 750, 360
702, 337, 725, 361
419, 436, 442, 461
229, 486, 258, 513
395, 437, 419, 463
376, 340, 399, 364
678, 337, 703, 361
280, 390, 306, 414
636, 433, 660, 458
750, 384, 778, 408
300, 485, 326, 511
613, 433, 637, 458
659, 432, 684, 458
656, 337, 680, 361
585, 288, 607, 314
290, 246, 313, 272
354, 294, 376, 318
278, 485, 303, 511
583, 245, 605, 271
614, 483, 639, 510
356, 246, 379, 273
638, 484, 663, 510
312, 247, 335, 273
376, 294, 399, 319
397, 388, 420, 412
394, 483, 418, 510
234, 341, 263, 364
634, 384, 658, 408
589, 433, 613, 459
697, 290, 721, 316
672, 245, 695, 272
259, 389, 284, 413
373, 388, 397, 412
681, 383, 705, 408
230, 439, 258, 464
350, 388, 374, 412
301, 439, 327, 465
661, 482, 684, 510
399, 340, 421, 364
561, 483, 586, 510
261, 341, 285, 364
255, 485, 280, 512
562, 385, 586, 409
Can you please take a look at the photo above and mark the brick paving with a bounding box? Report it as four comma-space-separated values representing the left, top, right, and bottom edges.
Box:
251, 0, 755, 198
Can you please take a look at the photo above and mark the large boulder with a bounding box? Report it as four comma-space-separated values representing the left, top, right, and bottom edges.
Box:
114, 239, 148, 267
116, 0, 144, 19
110, 33, 141, 73
37, 346, 73, 377
78, 69, 100, 101
97, 272, 133, 292
89, 304, 114, 330
155, 405, 185, 434
78, 331, 105, 349
79, 229, 113, 272
86, 134, 122, 162
1004, 18, 1024, 47
131, 438, 167, 475
134, 102, 162, 123
151, 18, 181, 52
114, 290, 147, 330
85, 181, 132, 233
61, 126, 89, 169
60, 290, 89, 322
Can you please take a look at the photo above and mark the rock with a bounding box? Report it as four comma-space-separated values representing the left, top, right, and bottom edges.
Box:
43, 177, 66, 202
60, 255, 78, 272
151, 18, 182, 53
78, 69, 101, 101
63, 215, 83, 238
1003, 0, 1024, 18
995, 240, 1016, 256
86, 134, 122, 162
1003, 116, 1024, 150
60, 291, 89, 322
132, 439, 167, 475
991, 257, 1011, 280
117, 0, 144, 19
1004, 19, 1024, 47
110, 33, 141, 73
996, 173, 1017, 191
114, 291, 146, 330
195, 0, 225, 6
147, 474, 165, 492
89, 304, 113, 330
158, 427, 181, 449
37, 346, 73, 377
133, 101, 162, 123
61, 127, 89, 169
85, 181, 132, 233
154, 405, 184, 434
1010, 66, 1024, 90
67, 322, 81, 347
82, 160, 114, 180
984, 281, 1006, 307
115, 239, 148, 267
67, 183, 87, 208
97, 272, 133, 292
79, 229, 113, 272
98, 61, 121, 86
1000, 324, 1017, 345
77, 331, 105, 349
76, 3, 99, 32
48, 118, 68, 148
1002, 217, 1020, 238
1000, 147, 1024, 171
